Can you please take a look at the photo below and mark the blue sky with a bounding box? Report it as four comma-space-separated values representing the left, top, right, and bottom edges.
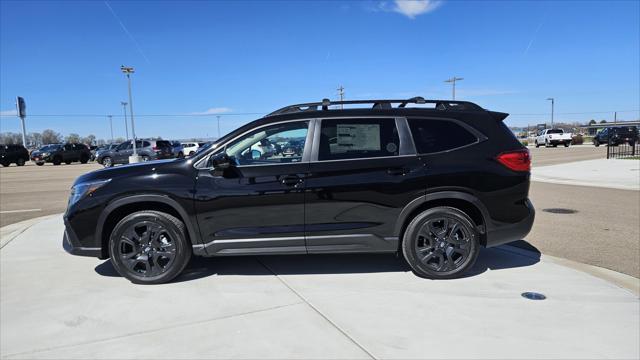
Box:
1, 0, 639, 140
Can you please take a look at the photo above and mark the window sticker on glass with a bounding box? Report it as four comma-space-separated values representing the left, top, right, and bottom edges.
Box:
336, 124, 380, 152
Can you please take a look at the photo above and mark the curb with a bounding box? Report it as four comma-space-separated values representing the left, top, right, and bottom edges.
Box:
501, 244, 640, 297
0, 214, 61, 249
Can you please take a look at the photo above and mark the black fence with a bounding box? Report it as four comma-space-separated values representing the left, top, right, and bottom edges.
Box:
607, 140, 639, 159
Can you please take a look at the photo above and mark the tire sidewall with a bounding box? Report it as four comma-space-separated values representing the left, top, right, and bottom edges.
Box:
402, 207, 480, 279
109, 212, 190, 284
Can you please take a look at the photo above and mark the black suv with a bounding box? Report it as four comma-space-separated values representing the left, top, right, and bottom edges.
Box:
0, 144, 29, 167
64, 98, 534, 284
593, 126, 639, 147
31, 143, 91, 165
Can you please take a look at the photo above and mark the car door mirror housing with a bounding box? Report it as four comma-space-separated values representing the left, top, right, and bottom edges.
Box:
209, 153, 233, 170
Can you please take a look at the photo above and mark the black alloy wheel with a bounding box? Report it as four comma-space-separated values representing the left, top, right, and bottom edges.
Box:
141, 155, 150, 162
102, 157, 113, 168
402, 207, 479, 279
109, 211, 191, 284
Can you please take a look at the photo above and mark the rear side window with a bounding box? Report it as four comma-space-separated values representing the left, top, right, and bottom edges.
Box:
156, 140, 171, 148
408, 119, 477, 154
318, 118, 399, 161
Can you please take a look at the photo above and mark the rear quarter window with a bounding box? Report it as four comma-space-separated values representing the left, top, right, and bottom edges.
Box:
408, 118, 478, 154
156, 140, 171, 147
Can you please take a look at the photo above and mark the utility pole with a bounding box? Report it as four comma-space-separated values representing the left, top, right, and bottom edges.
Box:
614, 111, 617, 124
108, 115, 114, 142
217, 115, 221, 139
337, 85, 344, 109
15, 97, 27, 147
444, 77, 463, 100
121, 101, 129, 140
121, 66, 139, 162
546, 98, 555, 128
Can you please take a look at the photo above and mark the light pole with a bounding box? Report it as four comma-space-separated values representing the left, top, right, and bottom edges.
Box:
546, 98, 554, 128
216, 115, 221, 139
337, 85, 344, 109
121, 101, 129, 140
444, 77, 464, 100
121, 66, 139, 162
108, 115, 114, 142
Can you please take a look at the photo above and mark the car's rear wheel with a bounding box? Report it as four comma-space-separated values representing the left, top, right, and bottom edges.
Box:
564, 142, 570, 147
80, 154, 89, 164
35, 161, 44, 166
16, 158, 26, 166
535, 141, 540, 148
402, 206, 479, 279
109, 211, 191, 284
594, 139, 600, 147
102, 157, 113, 168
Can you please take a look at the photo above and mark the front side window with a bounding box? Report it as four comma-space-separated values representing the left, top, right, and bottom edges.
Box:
318, 118, 399, 161
408, 118, 477, 154
224, 121, 309, 166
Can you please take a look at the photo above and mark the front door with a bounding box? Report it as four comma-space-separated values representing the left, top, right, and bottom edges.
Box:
194, 120, 313, 255
304, 117, 426, 253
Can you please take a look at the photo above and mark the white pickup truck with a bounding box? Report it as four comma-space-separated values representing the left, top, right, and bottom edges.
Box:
535, 128, 572, 148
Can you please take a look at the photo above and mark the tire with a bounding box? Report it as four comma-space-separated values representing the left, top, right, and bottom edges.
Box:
80, 154, 89, 164
16, 158, 26, 166
544, 140, 549, 148
36, 161, 44, 166
64, 160, 72, 165
141, 155, 150, 162
564, 142, 570, 147
102, 157, 113, 168
177, 152, 184, 159
1, 161, 9, 167
402, 206, 480, 279
109, 211, 192, 284
52, 157, 62, 165
594, 139, 600, 147
189, 151, 195, 156
535, 141, 540, 148
552, 144, 557, 147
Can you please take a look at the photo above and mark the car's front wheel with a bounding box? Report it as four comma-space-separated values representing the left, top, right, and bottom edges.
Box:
402, 206, 480, 279
109, 211, 192, 284
102, 157, 113, 168
16, 158, 26, 166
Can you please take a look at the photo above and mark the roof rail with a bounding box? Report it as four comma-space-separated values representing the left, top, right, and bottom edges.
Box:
266, 97, 483, 116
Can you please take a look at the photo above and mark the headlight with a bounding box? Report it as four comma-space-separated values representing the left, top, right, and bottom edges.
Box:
69, 179, 110, 206
41, 152, 49, 157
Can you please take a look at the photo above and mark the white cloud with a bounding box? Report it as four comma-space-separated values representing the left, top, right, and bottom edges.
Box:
191, 107, 232, 115
391, 0, 442, 19
0, 109, 17, 116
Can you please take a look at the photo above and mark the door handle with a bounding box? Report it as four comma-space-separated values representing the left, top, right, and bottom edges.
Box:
387, 167, 409, 176
281, 175, 303, 187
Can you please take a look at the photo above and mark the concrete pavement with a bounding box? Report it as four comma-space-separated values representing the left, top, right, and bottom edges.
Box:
1, 215, 638, 359
528, 145, 607, 167
532, 158, 640, 190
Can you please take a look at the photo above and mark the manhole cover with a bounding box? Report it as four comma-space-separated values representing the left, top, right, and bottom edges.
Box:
521, 292, 546, 300
542, 208, 577, 214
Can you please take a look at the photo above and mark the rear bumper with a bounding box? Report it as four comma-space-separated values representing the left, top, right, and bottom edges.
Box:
485, 199, 535, 248
548, 139, 570, 145
63, 216, 102, 258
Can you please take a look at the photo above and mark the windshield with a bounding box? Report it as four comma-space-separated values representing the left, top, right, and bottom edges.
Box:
39, 145, 61, 151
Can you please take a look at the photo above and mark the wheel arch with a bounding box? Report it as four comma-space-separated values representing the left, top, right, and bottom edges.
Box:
395, 191, 490, 249
96, 194, 200, 259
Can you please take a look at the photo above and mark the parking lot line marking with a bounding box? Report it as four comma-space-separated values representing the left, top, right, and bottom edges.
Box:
0, 209, 42, 214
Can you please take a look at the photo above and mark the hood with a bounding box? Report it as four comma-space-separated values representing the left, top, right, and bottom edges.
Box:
73, 158, 178, 185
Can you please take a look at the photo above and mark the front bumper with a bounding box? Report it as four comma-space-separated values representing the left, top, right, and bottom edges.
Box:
484, 199, 535, 248
63, 216, 102, 258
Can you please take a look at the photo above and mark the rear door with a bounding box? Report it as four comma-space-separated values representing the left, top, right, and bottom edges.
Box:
304, 117, 425, 253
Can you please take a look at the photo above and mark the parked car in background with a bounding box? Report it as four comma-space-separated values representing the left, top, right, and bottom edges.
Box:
171, 141, 184, 158
535, 128, 572, 148
91, 143, 119, 161
0, 144, 29, 167
63, 97, 534, 284
31, 143, 91, 166
96, 139, 174, 167
181, 142, 199, 156
593, 126, 639, 147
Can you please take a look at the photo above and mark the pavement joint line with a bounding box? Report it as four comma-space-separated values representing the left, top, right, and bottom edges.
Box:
255, 256, 377, 360
0, 218, 46, 250
1, 301, 304, 359
0, 208, 42, 214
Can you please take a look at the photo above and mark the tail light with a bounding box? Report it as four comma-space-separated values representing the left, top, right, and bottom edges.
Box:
152, 146, 160, 152
496, 149, 531, 172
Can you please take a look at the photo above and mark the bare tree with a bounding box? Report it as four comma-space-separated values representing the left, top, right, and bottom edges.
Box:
41, 129, 62, 144
65, 133, 80, 143
28, 132, 43, 147
0, 132, 22, 144
81, 134, 96, 145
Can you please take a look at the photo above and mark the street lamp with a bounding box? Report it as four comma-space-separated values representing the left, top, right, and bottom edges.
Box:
108, 115, 114, 143
121, 66, 138, 162
444, 77, 464, 100
120, 101, 129, 140
216, 115, 221, 139
546, 98, 555, 128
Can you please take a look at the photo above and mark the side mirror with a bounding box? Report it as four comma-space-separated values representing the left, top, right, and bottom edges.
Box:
209, 152, 233, 170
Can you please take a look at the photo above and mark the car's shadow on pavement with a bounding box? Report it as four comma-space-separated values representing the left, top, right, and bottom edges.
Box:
94, 240, 540, 283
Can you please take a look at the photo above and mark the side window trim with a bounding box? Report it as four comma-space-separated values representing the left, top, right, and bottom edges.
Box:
408, 116, 487, 156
